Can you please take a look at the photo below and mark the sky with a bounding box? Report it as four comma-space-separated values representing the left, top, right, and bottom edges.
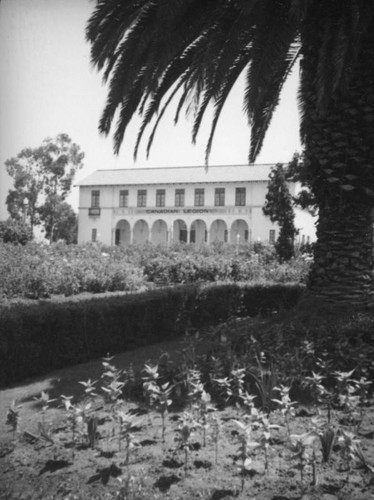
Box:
0, 0, 302, 220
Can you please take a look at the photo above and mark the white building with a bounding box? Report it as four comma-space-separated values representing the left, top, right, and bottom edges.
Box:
77, 164, 315, 247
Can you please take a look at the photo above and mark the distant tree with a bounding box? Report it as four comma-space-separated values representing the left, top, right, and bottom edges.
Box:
5, 133, 84, 233
287, 153, 317, 216
38, 198, 78, 244
263, 163, 298, 261
0, 218, 33, 245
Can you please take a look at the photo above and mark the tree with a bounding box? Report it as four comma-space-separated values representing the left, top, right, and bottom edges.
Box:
286, 153, 317, 216
38, 198, 78, 244
5, 133, 84, 236
87, 1, 374, 308
0, 218, 33, 245
263, 163, 298, 261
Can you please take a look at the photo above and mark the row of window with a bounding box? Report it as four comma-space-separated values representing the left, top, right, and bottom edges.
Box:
91, 187, 247, 209
92, 227, 275, 244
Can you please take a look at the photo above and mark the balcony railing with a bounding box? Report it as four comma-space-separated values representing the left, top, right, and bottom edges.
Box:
89, 207, 101, 216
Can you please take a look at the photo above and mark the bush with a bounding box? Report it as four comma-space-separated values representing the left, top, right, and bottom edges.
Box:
0, 242, 147, 299
0, 241, 311, 300
0, 218, 33, 245
0, 282, 304, 385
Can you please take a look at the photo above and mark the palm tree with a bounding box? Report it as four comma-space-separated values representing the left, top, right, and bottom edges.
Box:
86, 0, 374, 308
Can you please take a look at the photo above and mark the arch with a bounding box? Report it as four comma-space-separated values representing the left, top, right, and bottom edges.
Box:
173, 219, 188, 243
133, 219, 149, 244
190, 219, 207, 246
230, 219, 250, 244
115, 219, 131, 247
210, 219, 228, 243
151, 219, 168, 246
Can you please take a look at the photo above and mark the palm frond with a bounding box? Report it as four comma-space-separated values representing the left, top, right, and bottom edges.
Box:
245, 1, 299, 160
87, 0, 373, 163
204, 50, 251, 165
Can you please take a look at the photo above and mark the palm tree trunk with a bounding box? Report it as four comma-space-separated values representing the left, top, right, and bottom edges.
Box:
300, 7, 374, 308
309, 202, 374, 306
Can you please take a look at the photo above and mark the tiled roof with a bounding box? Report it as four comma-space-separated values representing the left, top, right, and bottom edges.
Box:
76, 164, 274, 187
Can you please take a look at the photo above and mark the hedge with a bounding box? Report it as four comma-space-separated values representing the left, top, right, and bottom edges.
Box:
0, 283, 304, 385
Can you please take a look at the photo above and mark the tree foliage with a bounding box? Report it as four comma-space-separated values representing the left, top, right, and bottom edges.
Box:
263, 163, 298, 261
38, 199, 78, 244
86, 1, 374, 165
287, 153, 317, 216
5, 133, 84, 241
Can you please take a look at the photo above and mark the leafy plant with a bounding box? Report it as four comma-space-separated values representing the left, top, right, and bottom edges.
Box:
6, 400, 22, 440
101, 354, 125, 402
154, 382, 173, 445
34, 391, 57, 429
302, 371, 333, 423
272, 384, 295, 437
117, 411, 140, 467
240, 391, 257, 416
74, 401, 93, 447
233, 419, 259, 492
79, 378, 98, 403
258, 415, 280, 472
338, 429, 361, 481
186, 368, 204, 412
319, 427, 337, 464
212, 376, 233, 407
211, 414, 222, 465
194, 389, 215, 447
175, 412, 196, 477
142, 364, 173, 444
309, 416, 337, 464
60, 394, 82, 458
230, 368, 246, 408
354, 376, 372, 431
289, 432, 318, 484
248, 356, 278, 414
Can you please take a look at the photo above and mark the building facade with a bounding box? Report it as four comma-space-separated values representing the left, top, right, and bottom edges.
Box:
77, 165, 315, 247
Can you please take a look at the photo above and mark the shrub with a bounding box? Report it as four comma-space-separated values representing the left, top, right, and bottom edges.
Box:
0, 242, 147, 299
0, 241, 310, 300
0, 218, 33, 245
0, 283, 304, 385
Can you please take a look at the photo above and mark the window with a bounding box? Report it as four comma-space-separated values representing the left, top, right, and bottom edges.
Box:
137, 189, 147, 207
156, 189, 166, 207
244, 230, 249, 242
269, 229, 276, 244
194, 188, 205, 207
119, 190, 128, 207
91, 190, 100, 208
91, 228, 97, 242
175, 189, 185, 207
235, 187, 246, 206
215, 188, 225, 206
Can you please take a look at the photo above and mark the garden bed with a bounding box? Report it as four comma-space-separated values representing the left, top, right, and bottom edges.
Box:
1, 399, 373, 499
1, 314, 374, 499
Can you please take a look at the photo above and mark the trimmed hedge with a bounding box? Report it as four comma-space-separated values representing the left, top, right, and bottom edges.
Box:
0, 283, 304, 386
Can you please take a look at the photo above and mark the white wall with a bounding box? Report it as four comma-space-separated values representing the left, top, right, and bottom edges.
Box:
78, 181, 315, 246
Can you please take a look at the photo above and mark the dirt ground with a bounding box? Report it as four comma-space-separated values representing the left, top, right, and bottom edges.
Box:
0, 338, 374, 500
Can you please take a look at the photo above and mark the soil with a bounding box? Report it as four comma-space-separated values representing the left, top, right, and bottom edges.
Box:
0, 338, 374, 500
